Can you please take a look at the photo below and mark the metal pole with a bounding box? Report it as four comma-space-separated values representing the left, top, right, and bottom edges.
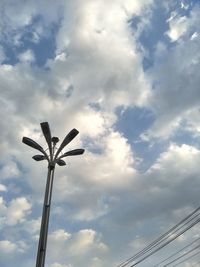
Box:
36, 163, 55, 267
22, 122, 84, 267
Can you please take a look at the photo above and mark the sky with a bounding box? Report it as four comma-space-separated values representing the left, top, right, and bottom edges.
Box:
0, 0, 200, 266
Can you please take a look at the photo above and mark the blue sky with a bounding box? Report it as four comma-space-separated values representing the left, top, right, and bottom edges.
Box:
0, 0, 200, 267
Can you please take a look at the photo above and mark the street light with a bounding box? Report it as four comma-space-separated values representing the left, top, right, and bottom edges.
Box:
22, 122, 84, 267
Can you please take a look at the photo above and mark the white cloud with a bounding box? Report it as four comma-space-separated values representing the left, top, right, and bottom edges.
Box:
49, 229, 71, 242
147, 143, 200, 177
0, 240, 28, 254
181, 1, 189, 10
70, 107, 116, 138
0, 0, 63, 46
47, 228, 108, 266
143, 143, 200, 214
6, 197, 32, 226
18, 50, 35, 63
0, 184, 7, 192
69, 229, 96, 253
51, 0, 152, 112
1, 1, 199, 267
68, 229, 108, 255
24, 218, 41, 235
190, 31, 199, 40
145, 5, 200, 139
0, 197, 32, 226
49, 131, 137, 223
0, 240, 17, 253
0, 159, 20, 180
77, 131, 136, 188
105, 143, 200, 265
16, 240, 29, 253
166, 15, 189, 42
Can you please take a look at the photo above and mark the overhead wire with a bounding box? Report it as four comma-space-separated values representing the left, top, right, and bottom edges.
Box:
154, 236, 200, 266
116, 206, 200, 267
128, 216, 200, 267
162, 243, 200, 267
135, 212, 200, 260
173, 250, 200, 267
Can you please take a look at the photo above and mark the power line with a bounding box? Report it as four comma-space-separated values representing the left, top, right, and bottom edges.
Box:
162, 244, 200, 267
173, 250, 200, 267
139, 212, 200, 261
128, 216, 200, 267
117, 206, 200, 267
117, 207, 200, 267
154, 237, 200, 266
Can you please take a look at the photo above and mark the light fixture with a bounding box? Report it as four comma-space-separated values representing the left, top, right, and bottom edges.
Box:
22, 122, 84, 267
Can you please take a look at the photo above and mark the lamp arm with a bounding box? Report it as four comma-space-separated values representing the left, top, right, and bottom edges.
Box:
40, 150, 50, 162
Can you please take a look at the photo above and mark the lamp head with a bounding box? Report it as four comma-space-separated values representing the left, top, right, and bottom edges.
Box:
22, 137, 44, 152
32, 155, 46, 161
56, 159, 66, 166
52, 136, 59, 145
55, 128, 79, 158
61, 149, 85, 158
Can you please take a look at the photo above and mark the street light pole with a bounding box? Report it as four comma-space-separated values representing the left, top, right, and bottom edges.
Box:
36, 163, 54, 267
22, 122, 84, 267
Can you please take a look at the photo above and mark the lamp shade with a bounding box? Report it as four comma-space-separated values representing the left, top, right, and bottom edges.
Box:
40, 122, 52, 157
61, 149, 85, 158
22, 137, 44, 152
55, 129, 79, 157
32, 155, 46, 161
56, 159, 66, 166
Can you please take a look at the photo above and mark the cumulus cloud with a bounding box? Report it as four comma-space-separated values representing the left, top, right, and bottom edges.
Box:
47, 228, 108, 267
166, 14, 189, 42
47, 130, 137, 223
0, 197, 31, 226
24, 218, 41, 235
68, 229, 108, 254
38, 142, 200, 266
0, 240, 17, 253
0, 0, 62, 45
0, 0, 199, 266
49, 229, 71, 242
103, 142, 200, 264
6, 197, 31, 225
0, 240, 28, 255
18, 50, 35, 63
142, 143, 200, 217
0, 159, 20, 180
50, 0, 152, 112
144, 5, 200, 140
0, 184, 7, 192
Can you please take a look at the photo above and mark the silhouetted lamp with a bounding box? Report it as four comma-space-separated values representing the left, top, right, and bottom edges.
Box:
22, 122, 84, 267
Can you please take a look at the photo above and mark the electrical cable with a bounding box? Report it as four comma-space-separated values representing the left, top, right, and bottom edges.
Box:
154, 236, 200, 266
173, 250, 200, 267
128, 216, 200, 267
117, 206, 200, 267
162, 244, 200, 267
137, 212, 200, 261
